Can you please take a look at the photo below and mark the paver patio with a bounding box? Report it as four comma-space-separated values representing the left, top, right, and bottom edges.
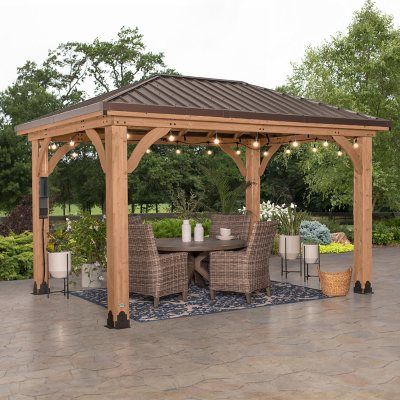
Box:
1, 247, 399, 399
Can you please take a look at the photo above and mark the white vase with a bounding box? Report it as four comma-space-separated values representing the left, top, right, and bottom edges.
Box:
194, 223, 204, 242
303, 244, 319, 264
279, 235, 300, 260
182, 219, 192, 242
81, 263, 105, 288
48, 251, 71, 279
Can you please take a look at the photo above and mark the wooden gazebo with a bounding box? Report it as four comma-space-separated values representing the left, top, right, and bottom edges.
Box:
16, 75, 390, 329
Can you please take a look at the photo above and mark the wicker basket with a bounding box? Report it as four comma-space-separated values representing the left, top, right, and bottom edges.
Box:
318, 267, 352, 297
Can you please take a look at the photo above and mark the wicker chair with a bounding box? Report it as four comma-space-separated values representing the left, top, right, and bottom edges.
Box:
210, 214, 251, 241
128, 214, 143, 225
128, 223, 188, 307
209, 221, 278, 304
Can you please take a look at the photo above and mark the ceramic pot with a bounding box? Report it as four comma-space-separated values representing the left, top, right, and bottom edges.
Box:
279, 235, 300, 260
48, 251, 71, 279
182, 219, 191, 242
81, 263, 105, 288
303, 244, 319, 264
194, 223, 204, 242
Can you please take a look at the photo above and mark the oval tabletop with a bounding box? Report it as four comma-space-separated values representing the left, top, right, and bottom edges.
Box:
156, 237, 246, 253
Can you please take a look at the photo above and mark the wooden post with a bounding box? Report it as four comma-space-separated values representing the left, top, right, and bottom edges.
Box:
246, 147, 261, 227
353, 136, 373, 293
105, 125, 130, 329
31, 139, 49, 294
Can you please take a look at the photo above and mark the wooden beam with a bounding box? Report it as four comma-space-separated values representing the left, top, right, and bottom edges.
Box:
86, 128, 106, 172
219, 144, 246, 177
353, 136, 373, 293
259, 144, 281, 176
105, 125, 130, 329
246, 148, 261, 228
333, 136, 362, 174
36, 138, 50, 176
48, 142, 79, 175
127, 127, 171, 173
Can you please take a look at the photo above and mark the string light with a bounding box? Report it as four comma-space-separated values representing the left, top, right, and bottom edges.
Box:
168, 133, 175, 142
311, 145, 318, 153
235, 144, 241, 155
292, 140, 299, 148
252, 134, 259, 148
69, 139, 75, 147
263, 150, 269, 157
146, 148, 151, 154
337, 150, 343, 157
206, 149, 213, 155
353, 139, 359, 149
71, 151, 78, 159
50, 143, 57, 151
285, 148, 291, 155
127, 133, 131, 140
176, 148, 181, 155
213, 133, 220, 145
323, 140, 329, 147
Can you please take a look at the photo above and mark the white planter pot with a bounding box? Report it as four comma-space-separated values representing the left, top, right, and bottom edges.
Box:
303, 244, 319, 264
279, 235, 300, 260
182, 219, 192, 243
48, 251, 71, 279
81, 263, 105, 288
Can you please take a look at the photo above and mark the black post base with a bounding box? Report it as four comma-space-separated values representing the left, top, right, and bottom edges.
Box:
32, 281, 49, 295
106, 310, 130, 329
354, 280, 373, 294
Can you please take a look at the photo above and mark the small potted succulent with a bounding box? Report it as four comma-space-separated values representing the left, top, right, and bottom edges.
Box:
47, 227, 71, 279
69, 214, 107, 288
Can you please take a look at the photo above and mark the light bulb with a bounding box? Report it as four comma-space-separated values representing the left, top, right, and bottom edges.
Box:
353, 141, 359, 149
146, 148, 151, 154
252, 139, 259, 148
176, 148, 181, 155
207, 149, 213, 155
50, 143, 57, 151
235, 149, 241, 155
323, 140, 329, 147
312, 146, 318, 153
292, 140, 299, 148
71, 151, 78, 159
337, 150, 343, 157
168, 134, 175, 142
263, 150, 269, 157
69, 139, 75, 147
213, 136, 220, 145
285, 148, 291, 155
126, 133, 131, 140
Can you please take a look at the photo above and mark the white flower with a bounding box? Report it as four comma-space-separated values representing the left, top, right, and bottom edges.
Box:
98, 275, 104, 281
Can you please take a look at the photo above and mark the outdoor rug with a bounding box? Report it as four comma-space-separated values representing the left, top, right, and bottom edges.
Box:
71, 281, 327, 323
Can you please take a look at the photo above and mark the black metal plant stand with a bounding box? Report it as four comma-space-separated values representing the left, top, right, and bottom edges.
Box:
302, 245, 321, 282
47, 252, 70, 299
280, 236, 302, 279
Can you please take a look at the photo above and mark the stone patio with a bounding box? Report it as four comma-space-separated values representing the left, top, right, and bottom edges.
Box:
1, 247, 399, 399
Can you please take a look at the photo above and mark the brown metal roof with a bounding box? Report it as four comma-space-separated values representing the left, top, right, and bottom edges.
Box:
16, 74, 391, 132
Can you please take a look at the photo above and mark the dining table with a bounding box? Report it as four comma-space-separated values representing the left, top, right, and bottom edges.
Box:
156, 237, 247, 283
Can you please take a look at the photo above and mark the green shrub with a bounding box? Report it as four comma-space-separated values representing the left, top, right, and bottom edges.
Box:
317, 217, 354, 242
319, 243, 354, 254
372, 222, 399, 245
300, 220, 331, 244
0, 232, 33, 280
149, 218, 211, 238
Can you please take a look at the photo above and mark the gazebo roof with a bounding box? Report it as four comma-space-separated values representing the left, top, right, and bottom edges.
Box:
16, 74, 390, 132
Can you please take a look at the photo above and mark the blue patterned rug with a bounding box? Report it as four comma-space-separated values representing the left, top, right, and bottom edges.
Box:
71, 281, 327, 323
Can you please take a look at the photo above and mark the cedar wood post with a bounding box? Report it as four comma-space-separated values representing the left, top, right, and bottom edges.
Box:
246, 147, 261, 227
353, 136, 373, 293
32, 139, 50, 294
105, 125, 130, 328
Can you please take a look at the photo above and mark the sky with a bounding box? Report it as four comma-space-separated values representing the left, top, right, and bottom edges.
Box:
0, 0, 399, 93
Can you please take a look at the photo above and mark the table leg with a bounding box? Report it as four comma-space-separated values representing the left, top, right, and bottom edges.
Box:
187, 254, 195, 283
194, 252, 209, 281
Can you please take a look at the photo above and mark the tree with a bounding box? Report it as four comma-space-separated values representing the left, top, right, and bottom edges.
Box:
280, 0, 400, 210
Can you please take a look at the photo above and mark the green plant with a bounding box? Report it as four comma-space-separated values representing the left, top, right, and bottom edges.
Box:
47, 227, 70, 253
0, 232, 33, 280
69, 214, 106, 270
275, 205, 308, 236
319, 243, 354, 254
149, 218, 210, 238
171, 188, 200, 220
300, 220, 331, 245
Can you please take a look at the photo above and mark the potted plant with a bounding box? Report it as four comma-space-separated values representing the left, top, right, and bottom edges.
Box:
47, 227, 71, 279
69, 214, 107, 288
276, 204, 307, 260
302, 238, 320, 264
